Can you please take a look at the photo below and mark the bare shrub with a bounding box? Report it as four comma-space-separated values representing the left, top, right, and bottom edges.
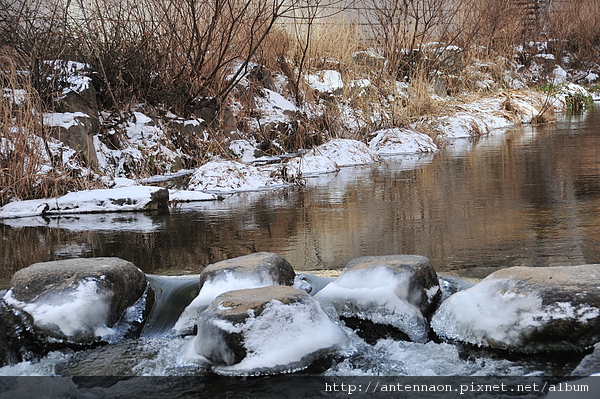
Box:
69, 0, 293, 119
0, 0, 72, 103
547, 0, 600, 66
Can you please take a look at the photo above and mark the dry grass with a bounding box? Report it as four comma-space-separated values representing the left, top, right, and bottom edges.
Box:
0, 49, 95, 206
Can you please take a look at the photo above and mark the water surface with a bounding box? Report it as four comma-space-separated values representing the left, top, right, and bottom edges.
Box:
2, 105, 599, 285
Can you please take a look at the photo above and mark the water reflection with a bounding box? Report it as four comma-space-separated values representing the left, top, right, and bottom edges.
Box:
1, 105, 599, 285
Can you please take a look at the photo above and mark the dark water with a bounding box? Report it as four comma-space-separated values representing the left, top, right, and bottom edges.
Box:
1, 105, 600, 285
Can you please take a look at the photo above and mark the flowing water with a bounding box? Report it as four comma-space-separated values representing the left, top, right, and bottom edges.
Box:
1, 104, 599, 380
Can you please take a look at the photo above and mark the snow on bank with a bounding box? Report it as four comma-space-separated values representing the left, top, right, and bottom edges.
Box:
0, 186, 167, 219
283, 139, 381, 179
306, 139, 381, 167
283, 155, 339, 178
95, 111, 186, 179
368, 128, 439, 154
187, 159, 289, 193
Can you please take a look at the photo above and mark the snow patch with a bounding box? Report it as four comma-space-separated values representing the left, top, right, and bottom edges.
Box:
306, 70, 344, 93
283, 155, 339, 178
187, 159, 287, 193
43, 112, 89, 130
0, 186, 167, 219
306, 139, 381, 167
368, 128, 438, 154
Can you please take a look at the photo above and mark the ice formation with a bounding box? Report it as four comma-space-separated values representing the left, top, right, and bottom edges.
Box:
314, 266, 429, 343
193, 298, 347, 376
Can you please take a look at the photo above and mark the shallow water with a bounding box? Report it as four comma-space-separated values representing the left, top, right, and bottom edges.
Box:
1, 105, 599, 379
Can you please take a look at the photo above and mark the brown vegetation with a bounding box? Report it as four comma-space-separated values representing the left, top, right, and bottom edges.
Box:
0, 0, 598, 202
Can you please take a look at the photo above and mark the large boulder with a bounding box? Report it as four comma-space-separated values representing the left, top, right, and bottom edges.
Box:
3, 258, 148, 344
314, 255, 441, 343
191, 285, 346, 375
173, 252, 296, 334
431, 265, 600, 353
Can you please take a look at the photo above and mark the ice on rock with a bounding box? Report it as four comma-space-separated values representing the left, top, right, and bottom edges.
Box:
190, 286, 347, 376
432, 265, 600, 352
315, 266, 430, 343
173, 253, 296, 334
173, 270, 280, 334
431, 278, 545, 349
4, 278, 119, 342
3, 257, 148, 344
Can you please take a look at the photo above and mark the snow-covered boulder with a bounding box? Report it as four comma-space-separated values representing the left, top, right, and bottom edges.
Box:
306, 139, 381, 167
0, 186, 169, 219
431, 265, 600, 353
191, 285, 346, 375
368, 128, 438, 154
314, 255, 441, 343
283, 155, 339, 178
3, 258, 148, 344
187, 159, 287, 193
174, 252, 296, 334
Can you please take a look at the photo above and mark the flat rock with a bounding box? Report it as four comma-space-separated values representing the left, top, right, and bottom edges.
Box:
432, 265, 600, 353
192, 285, 346, 375
4, 258, 147, 343
315, 255, 441, 343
